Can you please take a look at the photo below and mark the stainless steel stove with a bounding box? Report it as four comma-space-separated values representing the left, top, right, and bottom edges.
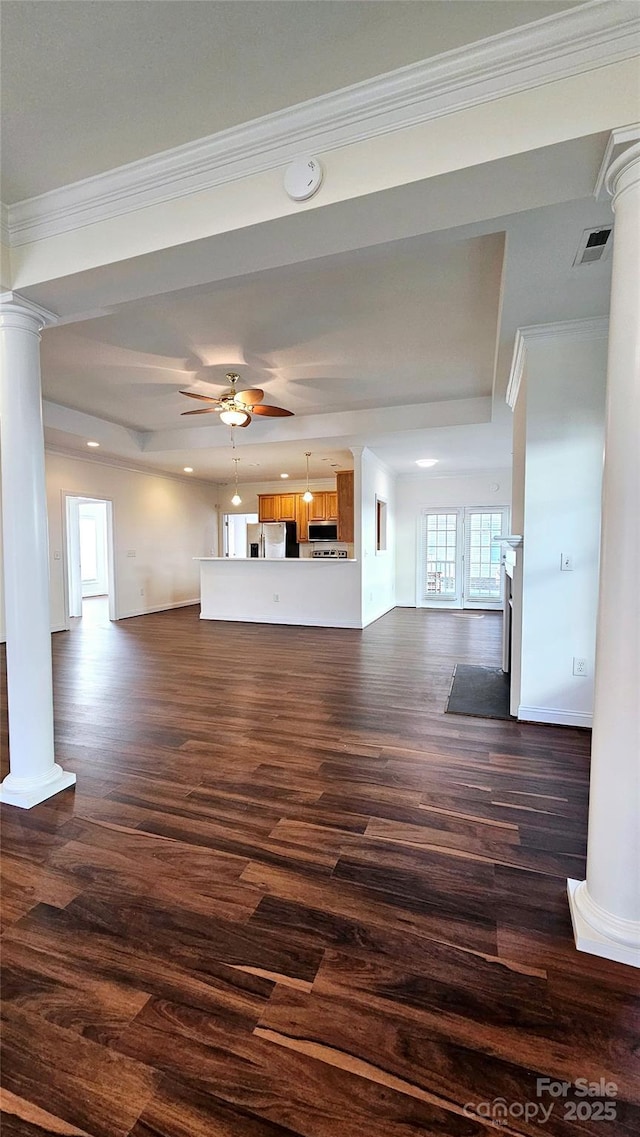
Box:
311, 548, 348, 558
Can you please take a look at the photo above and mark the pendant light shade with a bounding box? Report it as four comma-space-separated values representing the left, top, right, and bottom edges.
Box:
303, 452, 313, 503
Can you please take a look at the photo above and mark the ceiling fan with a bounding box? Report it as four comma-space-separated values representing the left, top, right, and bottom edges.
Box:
180, 371, 294, 428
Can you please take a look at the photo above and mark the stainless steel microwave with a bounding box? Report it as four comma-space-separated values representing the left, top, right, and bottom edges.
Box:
308, 522, 338, 542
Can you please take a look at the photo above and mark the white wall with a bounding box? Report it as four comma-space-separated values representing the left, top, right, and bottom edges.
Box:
360, 449, 396, 627
395, 469, 512, 607
44, 453, 218, 627
515, 330, 607, 727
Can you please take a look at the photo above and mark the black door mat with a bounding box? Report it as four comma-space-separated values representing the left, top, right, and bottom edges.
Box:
446, 663, 514, 720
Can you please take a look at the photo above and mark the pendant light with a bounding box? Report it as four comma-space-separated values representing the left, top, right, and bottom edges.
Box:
302, 452, 313, 503
231, 457, 242, 506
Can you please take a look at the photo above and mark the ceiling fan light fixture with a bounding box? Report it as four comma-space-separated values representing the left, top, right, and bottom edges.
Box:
303, 452, 313, 503
220, 408, 250, 427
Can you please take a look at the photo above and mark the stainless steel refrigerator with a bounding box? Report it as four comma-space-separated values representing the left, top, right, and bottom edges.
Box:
246, 521, 299, 558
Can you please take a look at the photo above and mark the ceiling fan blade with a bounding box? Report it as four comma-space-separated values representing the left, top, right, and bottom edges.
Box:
179, 390, 219, 403
235, 388, 264, 405
181, 407, 220, 416
251, 404, 294, 417
236, 415, 252, 428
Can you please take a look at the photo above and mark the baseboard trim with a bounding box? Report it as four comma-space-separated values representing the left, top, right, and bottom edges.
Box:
362, 603, 396, 629
518, 704, 592, 728
200, 613, 362, 629
118, 599, 200, 620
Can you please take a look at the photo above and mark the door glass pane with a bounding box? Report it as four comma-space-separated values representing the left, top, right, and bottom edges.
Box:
466, 511, 504, 600
424, 513, 458, 598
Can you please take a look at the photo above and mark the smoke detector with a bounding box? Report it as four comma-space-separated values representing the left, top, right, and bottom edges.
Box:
573, 226, 612, 267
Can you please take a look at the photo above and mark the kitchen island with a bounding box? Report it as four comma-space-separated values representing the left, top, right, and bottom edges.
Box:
196, 557, 361, 628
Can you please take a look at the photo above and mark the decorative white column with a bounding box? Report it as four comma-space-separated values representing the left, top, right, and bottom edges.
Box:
0, 292, 76, 807
568, 142, 640, 968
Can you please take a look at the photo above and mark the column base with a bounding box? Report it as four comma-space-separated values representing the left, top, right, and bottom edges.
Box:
568, 879, 640, 969
0, 764, 76, 809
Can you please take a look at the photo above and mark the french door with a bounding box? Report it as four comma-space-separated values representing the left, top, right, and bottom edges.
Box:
418, 507, 509, 609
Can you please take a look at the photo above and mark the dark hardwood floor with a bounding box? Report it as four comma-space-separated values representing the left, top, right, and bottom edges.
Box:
1, 606, 638, 1136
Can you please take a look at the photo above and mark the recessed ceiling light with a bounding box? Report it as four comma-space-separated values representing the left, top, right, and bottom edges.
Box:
416, 458, 438, 468
280, 472, 289, 479
86, 440, 100, 448
183, 467, 194, 473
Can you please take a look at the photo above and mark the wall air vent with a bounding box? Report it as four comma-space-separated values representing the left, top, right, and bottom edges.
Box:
573, 226, 612, 267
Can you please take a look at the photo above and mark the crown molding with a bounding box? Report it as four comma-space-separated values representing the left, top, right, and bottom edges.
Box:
506, 315, 609, 408
0, 203, 10, 247
44, 444, 219, 488
5, 1, 639, 247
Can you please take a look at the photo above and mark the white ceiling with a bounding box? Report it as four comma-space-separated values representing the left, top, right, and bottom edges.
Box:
2, 3, 615, 486
0, 0, 580, 203
40, 232, 505, 430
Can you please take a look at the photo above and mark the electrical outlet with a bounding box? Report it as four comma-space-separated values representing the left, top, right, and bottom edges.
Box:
273, 593, 279, 602
573, 657, 587, 676
127, 550, 136, 558
140, 587, 144, 597
561, 553, 573, 571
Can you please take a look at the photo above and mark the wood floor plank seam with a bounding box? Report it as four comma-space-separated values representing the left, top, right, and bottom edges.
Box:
2, 607, 634, 1137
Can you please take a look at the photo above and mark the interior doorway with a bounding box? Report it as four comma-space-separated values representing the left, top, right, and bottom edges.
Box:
222, 513, 258, 558
63, 494, 116, 625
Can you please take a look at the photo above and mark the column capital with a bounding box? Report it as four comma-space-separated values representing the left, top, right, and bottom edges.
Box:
0, 290, 57, 334
605, 139, 640, 205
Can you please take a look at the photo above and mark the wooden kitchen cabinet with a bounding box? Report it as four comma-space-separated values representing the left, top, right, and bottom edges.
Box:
336, 470, 354, 542
258, 493, 296, 522
258, 495, 278, 522
307, 491, 338, 521
308, 493, 327, 522
257, 483, 346, 542
277, 493, 297, 521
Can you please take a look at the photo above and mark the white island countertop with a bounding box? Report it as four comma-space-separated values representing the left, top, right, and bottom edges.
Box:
197, 556, 361, 627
